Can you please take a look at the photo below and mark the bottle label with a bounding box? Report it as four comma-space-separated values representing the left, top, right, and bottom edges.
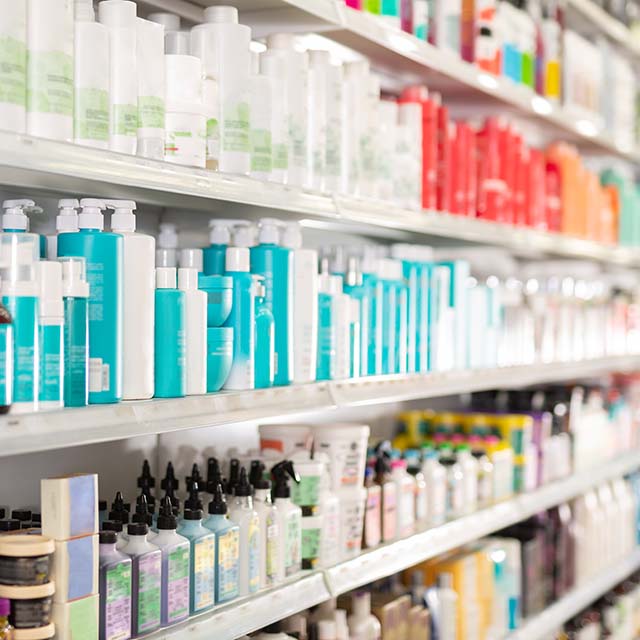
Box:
265, 516, 279, 586
217, 528, 240, 602
321, 502, 340, 565
136, 553, 161, 633
112, 103, 137, 137
193, 535, 215, 612
39, 324, 62, 404
223, 100, 250, 153
364, 486, 382, 548
75, 87, 108, 141
0, 325, 12, 408
285, 512, 301, 576
272, 142, 289, 171
137, 95, 165, 130
248, 515, 260, 592
0, 36, 26, 107
291, 476, 321, 508
288, 114, 307, 170
302, 525, 321, 564
27, 50, 73, 116
250, 128, 273, 174
63, 296, 88, 407
166, 545, 189, 623
382, 483, 397, 542
105, 562, 132, 640
3, 296, 37, 404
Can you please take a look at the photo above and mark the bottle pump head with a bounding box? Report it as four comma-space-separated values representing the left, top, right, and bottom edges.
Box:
271, 461, 300, 499
281, 221, 302, 249
105, 200, 137, 233
2, 199, 42, 231
56, 199, 79, 233
78, 198, 106, 231
257, 218, 281, 245
208, 219, 231, 245
208, 483, 228, 515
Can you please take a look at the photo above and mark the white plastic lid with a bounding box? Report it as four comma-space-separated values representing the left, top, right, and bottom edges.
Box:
178, 267, 198, 291
225, 247, 249, 273
317, 619, 336, 640
281, 222, 302, 249
59, 257, 89, 298
156, 249, 177, 268
37, 261, 64, 319
232, 223, 255, 248
2, 199, 42, 232
258, 218, 281, 245
75, 0, 95, 21
165, 54, 203, 105
56, 198, 79, 233
158, 223, 178, 249
105, 199, 137, 233
147, 12, 180, 30
204, 5, 239, 23
78, 198, 105, 230
156, 267, 177, 289
267, 33, 296, 50
309, 49, 330, 67
98, 0, 137, 27
179, 248, 203, 271
209, 220, 231, 245
165, 30, 190, 55
328, 275, 343, 297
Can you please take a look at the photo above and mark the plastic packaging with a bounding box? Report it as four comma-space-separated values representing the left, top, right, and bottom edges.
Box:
307, 51, 329, 191
249, 465, 279, 588
179, 268, 206, 396
271, 461, 302, 580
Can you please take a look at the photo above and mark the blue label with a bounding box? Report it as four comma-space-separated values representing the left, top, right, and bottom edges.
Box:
2, 296, 38, 404
64, 297, 89, 407
39, 324, 63, 404
0, 324, 12, 407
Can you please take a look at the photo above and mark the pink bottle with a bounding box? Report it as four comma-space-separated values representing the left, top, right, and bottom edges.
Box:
345, 0, 362, 8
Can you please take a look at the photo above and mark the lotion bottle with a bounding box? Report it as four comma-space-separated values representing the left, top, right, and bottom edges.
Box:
178, 267, 207, 395
203, 220, 230, 276
271, 460, 302, 581
254, 276, 275, 389
348, 591, 382, 640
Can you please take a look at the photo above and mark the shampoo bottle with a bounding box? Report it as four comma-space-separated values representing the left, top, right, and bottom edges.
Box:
153, 497, 190, 626
271, 461, 302, 580
250, 218, 293, 386
178, 267, 207, 395
203, 221, 230, 276
249, 51, 273, 181
2, 199, 44, 254
154, 267, 186, 398
57, 198, 123, 404
107, 200, 155, 400
316, 259, 336, 382
0, 1, 26, 134
203, 484, 240, 604
36, 261, 64, 411
343, 257, 369, 377
254, 276, 275, 389
98, 530, 132, 640
348, 591, 382, 640
228, 468, 260, 596
47, 199, 79, 260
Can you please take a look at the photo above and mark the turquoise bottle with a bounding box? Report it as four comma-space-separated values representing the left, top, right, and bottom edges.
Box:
154, 267, 186, 398
203, 220, 231, 276
316, 261, 336, 382
391, 247, 419, 373
361, 248, 383, 376
394, 270, 409, 375
57, 199, 123, 404
416, 258, 432, 374
378, 259, 397, 375
177, 483, 216, 614
254, 276, 275, 389
203, 484, 240, 604
249, 219, 293, 386
343, 257, 369, 377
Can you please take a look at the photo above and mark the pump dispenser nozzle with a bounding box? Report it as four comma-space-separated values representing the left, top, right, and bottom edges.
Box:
2, 199, 43, 231
233, 467, 252, 497
185, 481, 203, 512
56, 199, 79, 233
133, 493, 153, 526
257, 218, 282, 245
78, 198, 106, 231
161, 462, 179, 492
208, 483, 228, 515
271, 461, 300, 499
109, 492, 130, 524
206, 458, 223, 495
105, 200, 137, 233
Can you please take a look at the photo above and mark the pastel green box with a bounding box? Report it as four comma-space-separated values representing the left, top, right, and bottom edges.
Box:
52, 593, 99, 640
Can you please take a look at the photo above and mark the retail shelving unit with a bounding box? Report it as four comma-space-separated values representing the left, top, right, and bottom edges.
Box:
142, 451, 640, 640
2, 355, 637, 457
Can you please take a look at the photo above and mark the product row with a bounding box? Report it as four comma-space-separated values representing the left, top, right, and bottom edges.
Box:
345, 0, 637, 151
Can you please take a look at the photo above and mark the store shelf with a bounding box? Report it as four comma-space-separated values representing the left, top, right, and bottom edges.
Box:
507, 549, 640, 640
1, 356, 638, 457
3, 132, 640, 266
144, 451, 640, 640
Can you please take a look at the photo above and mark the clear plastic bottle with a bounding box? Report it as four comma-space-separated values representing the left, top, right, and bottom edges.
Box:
421, 448, 447, 526
391, 458, 416, 538
455, 444, 478, 515
469, 439, 494, 509
439, 451, 464, 520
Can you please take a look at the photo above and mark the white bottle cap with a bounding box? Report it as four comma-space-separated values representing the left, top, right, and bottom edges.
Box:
36, 261, 64, 319
165, 54, 203, 106
178, 267, 198, 291
317, 620, 337, 640
351, 591, 371, 618
225, 247, 249, 273
281, 222, 302, 249
209, 220, 231, 245
258, 218, 281, 245
309, 49, 330, 66
78, 198, 105, 231
147, 12, 180, 30
232, 223, 255, 248
250, 50, 260, 76
156, 267, 177, 289
75, 0, 96, 21
156, 249, 177, 268
2, 199, 39, 231
267, 33, 296, 50
57, 199, 80, 233
165, 30, 191, 55
178, 248, 203, 271
59, 257, 89, 298
203, 6, 239, 24
105, 200, 137, 233
158, 223, 178, 249
98, 0, 137, 28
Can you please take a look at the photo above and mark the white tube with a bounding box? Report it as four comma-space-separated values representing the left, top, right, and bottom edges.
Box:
98, 0, 137, 154
190, 7, 251, 174
260, 50, 288, 184
27, 0, 74, 141
307, 51, 329, 192
136, 18, 165, 160
0, 0, 27, 134
74, 2, 109, 149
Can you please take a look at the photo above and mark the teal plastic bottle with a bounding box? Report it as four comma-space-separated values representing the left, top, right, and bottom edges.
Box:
249, 219, 293, 386
177, 483, 216, 614
378, 260, 397, 375
57, 199, 123, 404
416, 258, 432, 374
391, 247, 419, 373
343, 257, 370, 377
0, 300, 12, 413
394, 270, 409, 375
361, 249, 383, 376
154, 268, 186, 398
316, 262, 336, 382
203, 220, 231, 276
254, 276, 275, 389
203, 484, 240, 604
1, 199, 46, 257
223, 247, 255, 390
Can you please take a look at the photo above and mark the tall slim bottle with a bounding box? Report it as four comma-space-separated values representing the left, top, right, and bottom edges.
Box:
178, 268, 207, 395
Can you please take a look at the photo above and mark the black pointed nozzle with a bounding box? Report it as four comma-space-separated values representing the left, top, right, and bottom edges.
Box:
157, 495, 178, 530
208, 483, 228, 515
132, 493, 153, 527
138, 459, 156, 489
206, 458, 223, 495
271, 461, 300, 499
250, 460, 270, 490
226, 459, 240, 495
139, 483, 156, 512
161, 461, 179, 492
185, 480, 203, 511
234, 467, 252, 497
186, 463, 203, 493
163, 483, 181, 513
109, 492, 130, 524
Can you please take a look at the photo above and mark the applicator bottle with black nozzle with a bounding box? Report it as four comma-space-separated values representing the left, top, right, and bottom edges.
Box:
250, 461, 279, 588
177, 481, 217, 615
271, 461, 302, 580
186, 463, 203, 493
226, 458, 241, 502
153, 496, 190, 626
203, 483, 241, 603
206, 457, 223, 495
228, 467, 260, 596
102, 519, 126, 549
132, 494, 155, 539
161, 462, 179, 494
109, 491, 131, 544
138, 459, 156, 506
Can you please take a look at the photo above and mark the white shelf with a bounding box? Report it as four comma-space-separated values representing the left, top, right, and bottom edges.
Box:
148, 451, 640, 640
507, 549, 640, 640
1, 356, 638, 457
2, 132, 640, 266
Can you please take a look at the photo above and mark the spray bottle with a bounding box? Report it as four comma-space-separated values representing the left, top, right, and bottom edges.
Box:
250, 461, 279, 588
271, 461, 302, 580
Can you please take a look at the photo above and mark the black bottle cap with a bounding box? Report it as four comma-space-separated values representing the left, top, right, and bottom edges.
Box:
183, 508, 203, 521
271, 461, 300, 499
132, 494, 153, 526
208, 484, 228, 515
99, 500, 108, 512
11, 509, 32, 522
127, 522, 149, 536
138, 459, 156, 489
157, 496, 178, 531
226, 459, 240, 495
234, 467, 252, 497
102, 520, 123, 533
206, 458, 223, 495
99, 531, 118, 545
0, 519, 20, 532
163, 484, 181, 513
186, 463, 203, 493
250, 461, 270, 491
374, 453, 391, 476
161, 462, 179, 492
185, 481, 203, 511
